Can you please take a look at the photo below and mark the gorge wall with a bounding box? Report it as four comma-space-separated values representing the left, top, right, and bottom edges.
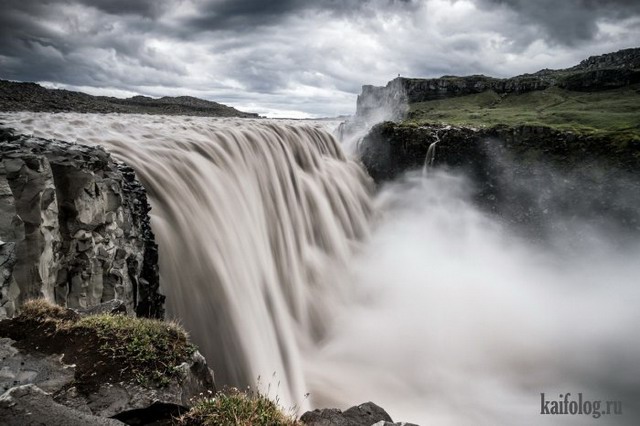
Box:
359, 122, 640, 240
355, 47, 640, 123
0, 128, 162, 319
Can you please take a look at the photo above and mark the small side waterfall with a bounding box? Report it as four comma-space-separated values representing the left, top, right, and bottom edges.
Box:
422, 138, 438, 173
422, 128, 446, 176
2, 113, 374, 410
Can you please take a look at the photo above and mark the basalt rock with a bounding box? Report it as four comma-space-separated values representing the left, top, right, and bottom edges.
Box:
0, 129, 163, 318
360, 122, 640, 183
0, 384, 126, 426
359, 122, 640, 237
301, 401, 394, 426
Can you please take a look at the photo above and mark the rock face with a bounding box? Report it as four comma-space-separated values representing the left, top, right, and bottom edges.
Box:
354, 48, 640, 123
359, 122, 640, 237
361, 122, 640, 183
0, 129, 163, 318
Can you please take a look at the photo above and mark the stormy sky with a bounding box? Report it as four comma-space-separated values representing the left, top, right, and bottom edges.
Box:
1, 0, 638, 117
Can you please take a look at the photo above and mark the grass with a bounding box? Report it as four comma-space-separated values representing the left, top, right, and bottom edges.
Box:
405, 85, 640, 140
0, 299, 195, 389
74, 313, 196, 386
18, 298, 78, 322
178, 387, 301, 426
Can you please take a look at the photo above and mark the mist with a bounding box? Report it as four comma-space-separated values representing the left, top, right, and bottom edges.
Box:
305, 163, 640, 425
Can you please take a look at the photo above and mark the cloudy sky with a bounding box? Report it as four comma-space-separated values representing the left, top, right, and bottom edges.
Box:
1, 0, 638, 118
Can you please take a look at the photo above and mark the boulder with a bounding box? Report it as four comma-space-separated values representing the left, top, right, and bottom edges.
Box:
301, 401, 393, 426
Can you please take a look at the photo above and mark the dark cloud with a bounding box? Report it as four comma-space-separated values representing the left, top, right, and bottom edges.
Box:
0, 0, 637, 117
479, 0, 640, 45
186, 0, 415, 31
0, 0, 184, 86
76, 0, 169, 17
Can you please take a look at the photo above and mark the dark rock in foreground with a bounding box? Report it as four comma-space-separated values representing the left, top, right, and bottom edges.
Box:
0, 79, 260, 118
0, 385, 125, 426
301, 401, 398, 425
0, 129, 162, 318
0, 300, 215, 425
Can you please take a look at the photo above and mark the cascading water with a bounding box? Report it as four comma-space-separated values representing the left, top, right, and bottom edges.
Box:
422, 135, 439, 175
422, 126, 451, 175
0, 113, 374, 410
2, 112, 639, 425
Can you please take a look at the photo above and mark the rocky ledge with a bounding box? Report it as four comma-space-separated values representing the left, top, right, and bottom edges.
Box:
0, 128, 163, 318
360, 122, 640, 237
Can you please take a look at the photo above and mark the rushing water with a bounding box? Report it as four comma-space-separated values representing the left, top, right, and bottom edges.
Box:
2, 113, 639, 425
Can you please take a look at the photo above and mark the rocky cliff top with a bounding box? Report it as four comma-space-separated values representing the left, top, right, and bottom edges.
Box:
571, 47, 640, 71
355, 47, 640, 121
0, 80, 261, 118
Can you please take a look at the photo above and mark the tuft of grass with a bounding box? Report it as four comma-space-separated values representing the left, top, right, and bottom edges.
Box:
178, 387, 301, 426
74, 314, 196, 387
18, 299, 78, 322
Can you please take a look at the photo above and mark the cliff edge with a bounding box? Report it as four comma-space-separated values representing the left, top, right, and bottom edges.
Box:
0, 128, 163, 319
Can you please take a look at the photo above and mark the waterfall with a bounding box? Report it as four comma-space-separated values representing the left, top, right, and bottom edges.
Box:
3, 112, 640, 425
422, 127, 450, 175
1, 113, 374, 410
422, 138, 438, 174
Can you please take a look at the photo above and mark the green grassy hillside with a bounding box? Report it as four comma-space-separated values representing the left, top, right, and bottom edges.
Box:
405, 85, 640, 140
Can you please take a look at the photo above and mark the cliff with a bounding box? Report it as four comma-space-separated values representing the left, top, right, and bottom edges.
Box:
355, 47, 640, 124
354, 48, 640, 213
0, 80, 261, 118
0, 128, 163, 319
360, 122, 640, 237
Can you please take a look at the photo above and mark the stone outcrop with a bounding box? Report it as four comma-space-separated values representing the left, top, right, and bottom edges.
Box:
0, 129, 162, 318
354, 48, 640, 124
360, 122, 640, 183
0, 385, 126, 426
359, 122, 640, 237
301, 401, 397, 426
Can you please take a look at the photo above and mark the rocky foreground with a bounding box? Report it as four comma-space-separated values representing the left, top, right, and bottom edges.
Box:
0, 80, 260, 118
